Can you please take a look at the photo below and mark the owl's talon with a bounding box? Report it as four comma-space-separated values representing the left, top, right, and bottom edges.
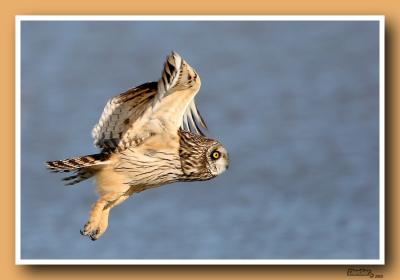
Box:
80, 221, 103, 240
89, 229, 100, 240
81, 222, 96, 235
90, 234, 98, 241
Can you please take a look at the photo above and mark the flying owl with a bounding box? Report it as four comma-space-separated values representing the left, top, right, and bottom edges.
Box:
46, 52, 229, 240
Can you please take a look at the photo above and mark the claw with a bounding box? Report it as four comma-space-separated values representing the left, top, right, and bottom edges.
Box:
80, 222, 101, 240
80, 223, 89, 236
89, 229, 100, 241
90, 235, 98, 241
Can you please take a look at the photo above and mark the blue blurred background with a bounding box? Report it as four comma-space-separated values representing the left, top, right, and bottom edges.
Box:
20, 20, 380, 260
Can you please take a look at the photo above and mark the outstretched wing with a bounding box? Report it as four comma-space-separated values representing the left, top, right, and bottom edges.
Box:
151, 52, 207, 134
92, 52, 207, 151
91, 82, 157, 149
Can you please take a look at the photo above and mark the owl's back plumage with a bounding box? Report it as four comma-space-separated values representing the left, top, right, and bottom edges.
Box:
46, 52, 229, 240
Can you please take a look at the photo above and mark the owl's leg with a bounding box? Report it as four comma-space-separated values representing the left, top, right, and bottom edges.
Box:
89, 194, 130, 240
80, 192, 124, 240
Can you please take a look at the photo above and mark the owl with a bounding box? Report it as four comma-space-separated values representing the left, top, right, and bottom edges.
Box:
46, 52, 229, 240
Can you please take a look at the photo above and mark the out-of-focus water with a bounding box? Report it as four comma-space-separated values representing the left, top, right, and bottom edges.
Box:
20, 20, 380, 260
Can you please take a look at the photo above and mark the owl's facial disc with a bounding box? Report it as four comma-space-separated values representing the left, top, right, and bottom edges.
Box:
207, 144, 229, 176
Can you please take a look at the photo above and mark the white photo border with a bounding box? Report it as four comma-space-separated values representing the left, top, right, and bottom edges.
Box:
15, 15, 385, 265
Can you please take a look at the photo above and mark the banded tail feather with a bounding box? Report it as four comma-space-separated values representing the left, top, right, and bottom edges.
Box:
45, 153, 110, 173
61, 168, 96, 186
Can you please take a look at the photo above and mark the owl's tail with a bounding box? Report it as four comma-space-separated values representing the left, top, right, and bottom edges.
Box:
45, 153, 110, 186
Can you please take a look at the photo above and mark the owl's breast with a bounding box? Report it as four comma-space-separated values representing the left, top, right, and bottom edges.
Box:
112, 132, 184, 189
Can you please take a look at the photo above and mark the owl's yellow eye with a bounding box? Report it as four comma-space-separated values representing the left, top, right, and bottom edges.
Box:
212, 151, 220, 160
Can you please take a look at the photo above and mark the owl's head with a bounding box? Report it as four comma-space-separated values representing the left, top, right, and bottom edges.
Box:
178, 130, 229, 181
205, 143, 229, 176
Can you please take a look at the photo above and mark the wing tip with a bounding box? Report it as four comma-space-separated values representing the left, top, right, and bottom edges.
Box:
169, 50, 181, 59
167, 51, 183, 69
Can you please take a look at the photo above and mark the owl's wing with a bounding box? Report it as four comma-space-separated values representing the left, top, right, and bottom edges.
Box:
91, 82, 158, 149
92, 52, 207, 151
150, 52, 207, 134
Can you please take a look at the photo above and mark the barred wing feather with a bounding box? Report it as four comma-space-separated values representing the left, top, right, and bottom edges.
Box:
151, 52, 207, 135
92, 52, 207, 151
91, 82, 157, 149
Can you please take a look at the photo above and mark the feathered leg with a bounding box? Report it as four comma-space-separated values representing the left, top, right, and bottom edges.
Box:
90, 194, 131, 240
80, 192, 121, 240
80, 193, 131, 240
